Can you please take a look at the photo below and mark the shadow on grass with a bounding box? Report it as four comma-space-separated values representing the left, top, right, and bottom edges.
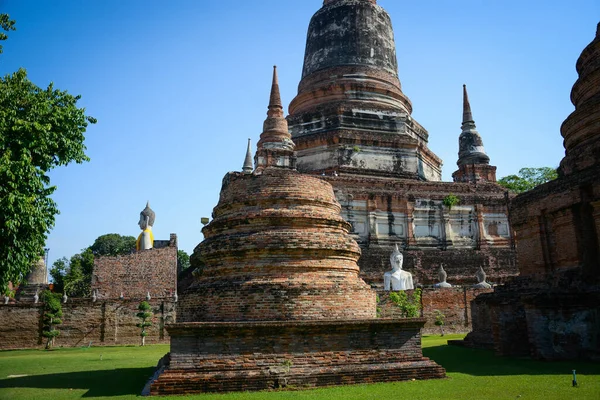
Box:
423, 343, 600, 377
0, 367, 154, 397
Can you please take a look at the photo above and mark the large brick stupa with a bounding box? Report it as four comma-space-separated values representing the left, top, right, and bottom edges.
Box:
149, 67, 445, 395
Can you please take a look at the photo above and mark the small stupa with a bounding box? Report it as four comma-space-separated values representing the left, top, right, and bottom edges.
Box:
149, 67, 445, 395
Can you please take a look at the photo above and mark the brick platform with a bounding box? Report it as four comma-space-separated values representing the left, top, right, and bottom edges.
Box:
149, 319, 445, 395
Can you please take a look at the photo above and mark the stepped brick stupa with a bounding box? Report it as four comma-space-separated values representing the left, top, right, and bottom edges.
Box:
149, 67, 445, 395
287, 0, 517, 286
459, 23, 600, 360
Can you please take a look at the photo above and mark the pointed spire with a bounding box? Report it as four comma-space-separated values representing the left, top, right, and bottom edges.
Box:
457, 84, 490, 166
255, 66, 296, 171
242, 138, 254, 174
268, 66, 283, 116
462, 84, 473, 123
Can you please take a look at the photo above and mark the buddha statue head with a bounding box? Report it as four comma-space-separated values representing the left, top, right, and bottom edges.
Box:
138, 202, 156, 231
438, 264, 448, 283
389, 243, 404, 271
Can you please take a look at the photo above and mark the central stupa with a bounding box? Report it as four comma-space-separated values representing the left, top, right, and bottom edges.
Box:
288, 0, 442, 180
149, 67, 445, 394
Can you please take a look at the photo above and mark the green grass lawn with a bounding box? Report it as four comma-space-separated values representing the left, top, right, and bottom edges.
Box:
0, 334, 598, 400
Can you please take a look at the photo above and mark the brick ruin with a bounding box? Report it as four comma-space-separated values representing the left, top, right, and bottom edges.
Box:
0, 235, 178, 350
458, 23, 600, 361
286, 0, 517, 286
91, 233, 178, 300
148, 64, 445, 395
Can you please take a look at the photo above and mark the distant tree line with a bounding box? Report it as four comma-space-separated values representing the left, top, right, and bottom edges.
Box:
497, 167, 558, 194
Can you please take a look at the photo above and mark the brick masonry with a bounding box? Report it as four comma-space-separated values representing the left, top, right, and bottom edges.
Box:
377, 288, 493, 334
0, 299, 176, 350
92, 234, 177, 300
459, 25, 600, 359
0, 287, 491, 350
150, 319, 445, 395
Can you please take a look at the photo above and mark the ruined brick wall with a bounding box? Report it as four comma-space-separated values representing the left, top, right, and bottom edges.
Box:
361, 247, 516, 287
0, 299, 176, 350
377, 288, 493, 334
152, 319, 445, 395
92, 234, 177, 300
510, 166, 600, 278
0, 303, 42, 349
523, 292, 600, 360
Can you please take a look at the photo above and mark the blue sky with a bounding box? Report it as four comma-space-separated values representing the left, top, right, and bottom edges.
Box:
1, 0, 598, 268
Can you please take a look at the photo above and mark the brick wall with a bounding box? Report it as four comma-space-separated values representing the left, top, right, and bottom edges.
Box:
150, 319, 446, 394
361, 247, 517, 286
377, 287, 493, 334
92, 234, 177, 300
0, 299, 176, 350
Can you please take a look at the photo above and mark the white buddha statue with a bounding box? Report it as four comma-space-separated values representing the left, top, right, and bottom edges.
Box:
384, 244, 414, 291
136, 201, 155, 251
473, 266, 492, 289
434, 264, 452, 288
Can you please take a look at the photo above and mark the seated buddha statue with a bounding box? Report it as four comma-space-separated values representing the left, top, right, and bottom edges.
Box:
384, 244, 414, 291
136, 202, 155, 251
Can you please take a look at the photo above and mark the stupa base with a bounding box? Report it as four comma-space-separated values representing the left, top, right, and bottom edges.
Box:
148, 319, 445, 395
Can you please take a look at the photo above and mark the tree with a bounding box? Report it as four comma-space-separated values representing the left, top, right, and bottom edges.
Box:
0, 15, 96, 295
49, 257, 68, 293
62, 248, 94, 297
498, 167, 558, 194
90, 233, 136, 256
41, 290, 63, 349
136, 301, 153, 346
177, 250, 190, 273
0, 14, 15, 54
434, 310, 445, 336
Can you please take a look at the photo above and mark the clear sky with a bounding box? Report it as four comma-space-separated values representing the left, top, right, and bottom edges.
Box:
1, 0, 598, 269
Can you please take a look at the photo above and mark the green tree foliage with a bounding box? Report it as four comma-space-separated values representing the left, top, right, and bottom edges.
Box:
177, 250, 190, 273
136, 301, 153, 346
0, 15, 96, 295
0, 14, 15, 53
51, 234, 134, 297
90, 233, 136, 256
63, 248, 94, 297
389, 288, 422, 318
41, 290, 63, 349
498, 167, 558, 194
49, 257, 68, 294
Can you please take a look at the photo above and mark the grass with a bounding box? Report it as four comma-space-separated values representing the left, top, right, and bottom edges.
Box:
0, 334, 598, 399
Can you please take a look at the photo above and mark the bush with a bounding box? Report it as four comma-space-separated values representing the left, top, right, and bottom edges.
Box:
389, 288, 422, 318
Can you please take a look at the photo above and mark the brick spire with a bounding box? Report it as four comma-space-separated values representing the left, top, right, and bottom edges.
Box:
457, 85, 490, 166
242, 138, 253, 174
463, 84, 474, 123
255, 66, 296, 172
268, 66, 282, 115
453, 85, 496, 183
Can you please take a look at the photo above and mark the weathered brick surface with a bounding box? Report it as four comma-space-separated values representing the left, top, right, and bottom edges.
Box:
184, 169, 376, 322
92, 235, 177, 300
0, 303, 43, 349
377, 288, 493, 334
320, 175, 518, 286
150, 319, 445, 395
0, 299, 176, 350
